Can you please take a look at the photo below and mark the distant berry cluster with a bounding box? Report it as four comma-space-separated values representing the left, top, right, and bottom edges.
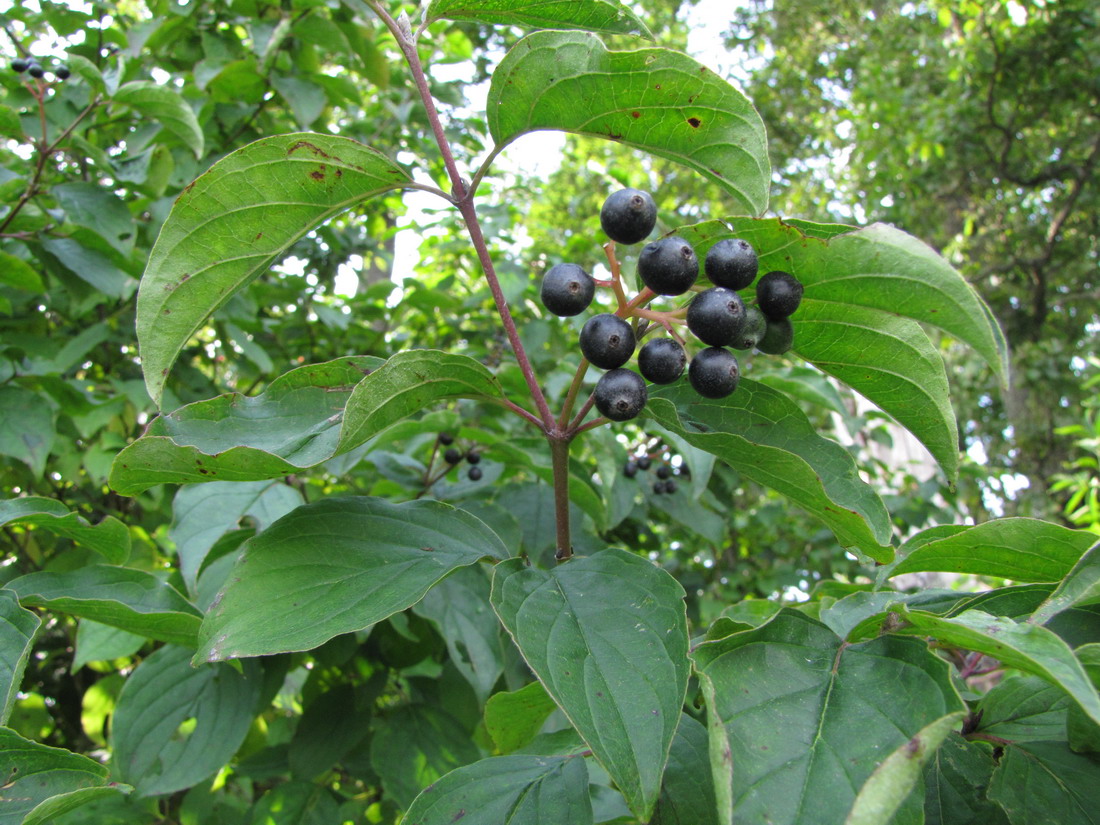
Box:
10, 57, 70, 81
539, 188, 804, 423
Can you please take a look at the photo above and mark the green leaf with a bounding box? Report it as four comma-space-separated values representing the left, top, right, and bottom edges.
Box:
0, 251, 44, 291
987, 741, 1100, 824
63, 54, 105, 96
53, 182, 135, 254
483, 681, 559, 754
195, 496, 507, 662
403, 754, 592, 825
977, 676, 1071, 743
113, 81, 204, 157
488, 31, 769, 216
0, 590, 40, 725
7, 566, 201, 646
288, 684, 370, 780
110, 356, 380, 494
247, 781, 341, 825
0, 496, 130, 564
136, 134, 412, 404
923, 733, 1010, 825
20, 787, 130, 825
792, 300, 959, 480
1031, 538, 1100, 624
72, 620, 145, 671
414, 565, 504, 704
647, 379, 893, 563
170, 480, 303, 590
111, 645, 260, 796
651, 714, 719, 825
41, 238, 134, 298
426, 0, 652, 38
0, 104, 24, 140
894, 607, 1100, 727
369, 704, 482, 810
0, 728, 109, 823
0, 387, 55, 476
890, 519, 1095, 583
490, 548, 690, 821
692, 610, 965, 825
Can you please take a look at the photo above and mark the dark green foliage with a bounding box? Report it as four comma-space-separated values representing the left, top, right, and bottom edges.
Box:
638, 337, 687, 384
638, 237, 699, 296
705, 238, 758, 289
757, 317, 794, 354
580, 313, 636, 369
756, 270, 804, 319
541, 262, 595, 316
688, 347, 740, 398
687, 287, 746, 346
600, 187, 658, 244
594, 368, 648, 421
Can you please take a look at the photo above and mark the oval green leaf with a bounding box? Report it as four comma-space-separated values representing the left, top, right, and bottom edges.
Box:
427, 0, 651, 38
490, 548, 690, 821
195, 496, 508, 662
113, 81, 204, 158
0, 727, 110, 824
0, 496, 130, 564
488, 31, 769, 216
651, 714, 720, 825
0, 590, 40, 725
137, 133, 412, 404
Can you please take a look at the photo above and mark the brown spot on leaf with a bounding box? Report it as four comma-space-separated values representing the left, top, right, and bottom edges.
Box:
688, 117, 702, 128
310, 169, 325, 181
632, 110, 641, 119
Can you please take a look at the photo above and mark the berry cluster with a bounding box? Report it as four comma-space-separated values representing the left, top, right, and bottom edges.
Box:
539, 188, 804, 422
622, 449, 689, 495
437, 432, 483, 482
10, 57, 70, 81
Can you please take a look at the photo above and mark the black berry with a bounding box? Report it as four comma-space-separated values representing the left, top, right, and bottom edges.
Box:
756, 271, 804, 319
541, 262, 595, 317
55, 65, 70, 80
687, 287, 746, 347
623, 460, 638, 478
466, 451, 480, 465
600, 188, 657, 245
580, 313, 635, 370
653, 481, 665, 495
28, 63, 45, 79
689, 347, 740, 399
467, 466, 483, 481
757, 317, 794, 355
638, 237, 698, 296
11, 59, 29, 73
637, 456, 652, 471
731, 306, 767, 351
656, 465, 671, 479
594, 368, 647, 422
663, 479, 678, 494
705, 239, 758, 290
438, 432, 454, 445
637, 338, 686, 385
444, 447, 462, 464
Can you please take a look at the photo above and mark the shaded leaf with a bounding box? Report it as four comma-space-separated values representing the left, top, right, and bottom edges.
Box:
484, 681, 559, 755
988, 741, 1100, 825
977, 676, 1071, 742
0, 496, 130, 564
0, 387, 55, 477
923, 733, 1009, 825
113, 81, 204, 157
0, 589, 39, 725
426, 0, 651, 38
0, 727, 109, 824
1031, 538, 1100, 625
72, 620, 145, 671
21, 787, 130, 825
247, 781, 340, 825
651, 714, 719, 825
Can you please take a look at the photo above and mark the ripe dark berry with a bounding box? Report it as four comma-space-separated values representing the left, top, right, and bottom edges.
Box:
444, 447, 462, 464
638, 237, 698, 296
11, 59, 29, 73
653, 481, 665, 495
687, 287, 746, 347
637, 456, 652, 471
594, 368, 647, 422
689, 347, 740, 399
663, 479, 678, 494
757, 317, 794, 355
600, 188, 657, 245
466, 451, 481, 465
656, 465, 671, 479
756, 271, 804, 319
467, 466, 483, 481
541, 262, 595, 317
705, 238, 758, 290
623, 460, 638, 478
28, 63, 45, 79
580, 313, 635, 370
638, 338, 686, 385
55, 65, 70, 80
731, 306, 767, 351
438, 432, 454, 445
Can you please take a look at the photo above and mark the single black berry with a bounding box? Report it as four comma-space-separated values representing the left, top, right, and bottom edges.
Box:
689, 347, 740, 399
756, 271, 804, 319
466, 451, 480, 465
28, 63, 45, 79
757, 317, 794, 355
653, 481, 665, 495
678, 465, 691, 478
594, 368, 647, 422
705, 238, 758, 290
687, 287, 746, 347
55, 65, 70, 80
11, 58, 29, 73
731, 306, 767, 351
467, 466, 483, 481
600, 188, 657, 245
663, 479, 678, 494
623, 460, 638, 478
580, 313, 635, 370
443, 447, 462, 464
638, 237, 698, 296
638, 338, 686, 385
438, 432, 454, 445
637, 456, 652, 471
656, 465, 671, 479
541, 262, 595, 317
